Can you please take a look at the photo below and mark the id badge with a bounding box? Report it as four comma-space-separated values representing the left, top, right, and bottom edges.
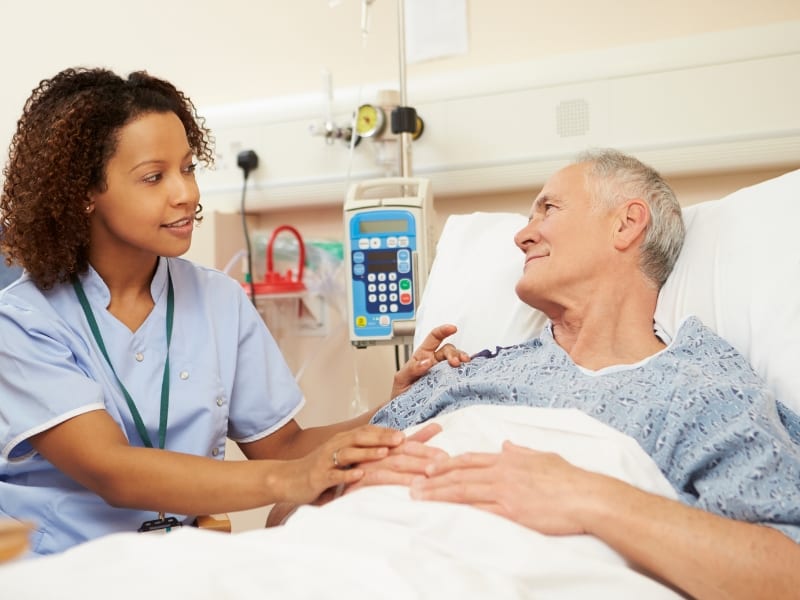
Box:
138, 512, 182, 534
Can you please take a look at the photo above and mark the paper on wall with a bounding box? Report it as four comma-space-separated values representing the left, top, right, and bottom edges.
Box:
404, 0, 469, 64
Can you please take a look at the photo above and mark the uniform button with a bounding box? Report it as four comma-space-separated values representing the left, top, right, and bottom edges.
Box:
135, 352, 144, 362
211, 448, 220, 457
179, 371, 189, 380
216, 396, 225, 407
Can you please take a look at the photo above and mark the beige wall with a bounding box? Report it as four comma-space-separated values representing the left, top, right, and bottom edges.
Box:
2, 1, 799, 153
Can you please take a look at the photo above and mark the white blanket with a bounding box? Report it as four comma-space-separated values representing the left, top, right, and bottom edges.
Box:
1, 406, 684, 599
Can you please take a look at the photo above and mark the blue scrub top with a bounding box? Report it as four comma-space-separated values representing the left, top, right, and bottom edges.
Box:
0, 257, 304, 555
0, 258, 22, 288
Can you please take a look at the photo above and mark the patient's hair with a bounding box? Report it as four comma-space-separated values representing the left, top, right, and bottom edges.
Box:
0, 67, 214, 290
577, 148, 684, 288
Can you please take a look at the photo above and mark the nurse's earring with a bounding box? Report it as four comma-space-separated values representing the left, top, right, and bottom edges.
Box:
85, 204, 94, 214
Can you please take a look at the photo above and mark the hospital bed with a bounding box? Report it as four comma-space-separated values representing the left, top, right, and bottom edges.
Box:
1, 167, 798, 598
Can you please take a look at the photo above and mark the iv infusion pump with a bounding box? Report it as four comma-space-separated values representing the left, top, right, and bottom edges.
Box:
344, 177, 434, 348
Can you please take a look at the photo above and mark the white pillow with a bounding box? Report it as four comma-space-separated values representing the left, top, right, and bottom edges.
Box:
655, 168, 800, 413
414, 212, 547, 355
415, 169, 800, 413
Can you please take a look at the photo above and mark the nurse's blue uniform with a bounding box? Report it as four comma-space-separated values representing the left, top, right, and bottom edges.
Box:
0, 257, 303, 555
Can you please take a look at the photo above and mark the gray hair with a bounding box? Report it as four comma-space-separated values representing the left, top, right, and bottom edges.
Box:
575, 149, 685, 288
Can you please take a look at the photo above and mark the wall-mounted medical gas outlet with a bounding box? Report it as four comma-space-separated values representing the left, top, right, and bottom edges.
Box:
344, 177, 434, 348
354, 93, 424, 142
308, 67, 360, 147
308, 121, 359, 147
356, 104, 425, 140
354, 103, 386, 138
309, 88, 425, 151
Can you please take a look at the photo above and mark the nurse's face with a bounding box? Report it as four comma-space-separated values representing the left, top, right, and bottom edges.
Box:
88, 111, 200, 264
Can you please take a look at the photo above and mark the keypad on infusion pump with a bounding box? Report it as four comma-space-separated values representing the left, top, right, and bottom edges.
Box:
352, 246, 414, 318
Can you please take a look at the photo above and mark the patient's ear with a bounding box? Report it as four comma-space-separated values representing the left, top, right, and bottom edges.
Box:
613, 199, 649, 250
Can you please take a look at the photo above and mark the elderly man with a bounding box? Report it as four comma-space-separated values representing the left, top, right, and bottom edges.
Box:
367, 149, 800, 599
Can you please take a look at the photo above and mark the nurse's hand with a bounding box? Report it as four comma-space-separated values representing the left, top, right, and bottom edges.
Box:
391, 324, 470, 399
274, 424, 405, 505
265, 424, 445, 526
344, 422, 447, 493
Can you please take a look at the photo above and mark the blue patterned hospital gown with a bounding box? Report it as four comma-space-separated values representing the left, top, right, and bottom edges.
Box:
372, 316, 800, 543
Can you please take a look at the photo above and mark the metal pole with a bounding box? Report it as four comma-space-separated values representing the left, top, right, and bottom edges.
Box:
396, 0, 414, 357
396, 0, 412, 178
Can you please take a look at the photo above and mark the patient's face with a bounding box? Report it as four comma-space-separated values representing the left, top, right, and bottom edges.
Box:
513, 163, 617, 312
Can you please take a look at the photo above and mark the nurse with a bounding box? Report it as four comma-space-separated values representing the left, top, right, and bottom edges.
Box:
0, 67, 454, 556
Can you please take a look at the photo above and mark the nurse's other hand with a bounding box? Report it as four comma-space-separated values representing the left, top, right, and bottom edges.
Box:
391, 324, 470, 398
344, 422, 447, 493
275, 424, 404, 505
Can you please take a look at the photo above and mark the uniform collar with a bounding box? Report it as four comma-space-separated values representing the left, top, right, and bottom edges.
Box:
77, 257, 169, 307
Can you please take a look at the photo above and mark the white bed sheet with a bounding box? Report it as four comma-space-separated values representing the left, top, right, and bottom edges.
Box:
1, 405, 682, 599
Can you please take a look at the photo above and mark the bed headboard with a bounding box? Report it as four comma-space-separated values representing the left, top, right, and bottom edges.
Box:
414, 168, 800, 413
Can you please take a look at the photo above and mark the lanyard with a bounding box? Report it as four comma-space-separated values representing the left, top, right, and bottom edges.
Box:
72, 268, 174, 450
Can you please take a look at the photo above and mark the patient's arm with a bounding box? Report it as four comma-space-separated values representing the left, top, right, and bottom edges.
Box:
391, 324, 470, 399
412, 441, 800, 600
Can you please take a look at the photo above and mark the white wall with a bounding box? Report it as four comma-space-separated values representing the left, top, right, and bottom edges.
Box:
2, 0, 800, 155
195, 22, 800, 212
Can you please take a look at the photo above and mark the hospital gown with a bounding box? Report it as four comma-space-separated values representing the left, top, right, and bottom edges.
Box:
372, 316, 800, 544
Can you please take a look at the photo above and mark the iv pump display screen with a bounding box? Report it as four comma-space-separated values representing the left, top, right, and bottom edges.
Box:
358, 219, 408, 234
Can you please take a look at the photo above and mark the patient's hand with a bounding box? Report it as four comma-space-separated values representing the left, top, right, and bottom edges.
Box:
391, 324, 470, 398
344, 422, 448, 494
410, 440, 603, 536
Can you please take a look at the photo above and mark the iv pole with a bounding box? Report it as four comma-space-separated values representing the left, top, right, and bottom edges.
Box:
355, 0, 419, 362
395, 0, 415, 362
396, 0, 412, 180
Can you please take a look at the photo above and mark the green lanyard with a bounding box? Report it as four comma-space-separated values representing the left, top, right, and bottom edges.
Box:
72, 269, 174, 450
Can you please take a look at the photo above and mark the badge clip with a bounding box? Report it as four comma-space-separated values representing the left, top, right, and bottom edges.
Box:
138, 512, 182, 533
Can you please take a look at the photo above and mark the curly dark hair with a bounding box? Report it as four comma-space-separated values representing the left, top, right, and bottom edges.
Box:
0, 67, 214, 290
